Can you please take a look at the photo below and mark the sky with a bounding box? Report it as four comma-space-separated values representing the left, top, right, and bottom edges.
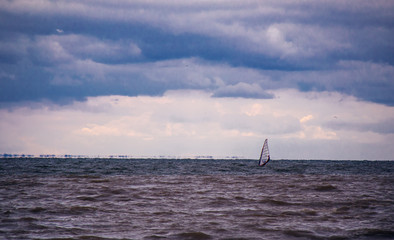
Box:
1, 0, 394, 160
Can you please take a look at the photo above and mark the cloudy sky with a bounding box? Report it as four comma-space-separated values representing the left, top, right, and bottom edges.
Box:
1, 0, 394, 160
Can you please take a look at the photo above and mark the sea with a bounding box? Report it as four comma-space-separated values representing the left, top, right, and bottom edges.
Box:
1, 158, 393, 240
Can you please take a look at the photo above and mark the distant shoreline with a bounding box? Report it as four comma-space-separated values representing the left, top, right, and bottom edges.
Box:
1, 154, 393, 161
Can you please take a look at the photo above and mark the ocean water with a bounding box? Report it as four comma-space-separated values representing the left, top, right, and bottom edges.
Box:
0, 158, 393, 240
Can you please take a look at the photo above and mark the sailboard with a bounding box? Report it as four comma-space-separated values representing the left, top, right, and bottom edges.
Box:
258, 139, 270, 166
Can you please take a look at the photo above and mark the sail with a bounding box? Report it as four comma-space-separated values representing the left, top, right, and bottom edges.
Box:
259, 139, 270, 166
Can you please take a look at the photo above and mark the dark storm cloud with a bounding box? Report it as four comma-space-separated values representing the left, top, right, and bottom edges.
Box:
213, 82, 274, 99
0, 0, 393, 106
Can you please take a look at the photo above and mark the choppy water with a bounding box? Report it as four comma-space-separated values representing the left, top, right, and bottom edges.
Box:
1, 158, 393, 240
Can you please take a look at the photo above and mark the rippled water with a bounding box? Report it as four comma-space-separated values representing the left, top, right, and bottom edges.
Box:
1, 159, 393, 239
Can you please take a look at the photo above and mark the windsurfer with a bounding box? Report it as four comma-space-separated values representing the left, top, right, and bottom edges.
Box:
261, 155, 270, 166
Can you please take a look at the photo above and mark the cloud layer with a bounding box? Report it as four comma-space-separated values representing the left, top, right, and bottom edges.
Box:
1, 0, 394, 105
1, 1, 394, 159
1, 89, 393, 159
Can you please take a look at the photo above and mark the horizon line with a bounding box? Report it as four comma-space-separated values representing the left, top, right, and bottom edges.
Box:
0, 153, 392, 161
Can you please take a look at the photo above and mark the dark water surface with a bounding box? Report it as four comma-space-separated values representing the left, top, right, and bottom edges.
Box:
1, 159, 393, 240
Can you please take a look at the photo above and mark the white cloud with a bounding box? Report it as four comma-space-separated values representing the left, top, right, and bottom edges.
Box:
0, 33, 141, 68
1, 89, 394, 159
300, 115, 313, 123
265, 23, 351, 58
266, 25, 297, 57
32, 34, 141, 65
31, 35, 74, 65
